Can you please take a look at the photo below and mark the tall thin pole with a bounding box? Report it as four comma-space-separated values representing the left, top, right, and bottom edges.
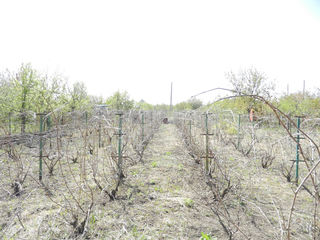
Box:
287, 84, 289, 96
170, 82, 173, 111
303, 80, 305, 99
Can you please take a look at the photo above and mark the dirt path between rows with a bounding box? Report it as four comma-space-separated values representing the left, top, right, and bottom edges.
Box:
99, 124, 220, 239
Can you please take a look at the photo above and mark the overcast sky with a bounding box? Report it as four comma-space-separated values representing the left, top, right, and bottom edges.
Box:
0, 0, 320, 104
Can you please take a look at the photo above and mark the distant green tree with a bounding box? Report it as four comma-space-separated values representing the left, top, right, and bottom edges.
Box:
153, 104, 170, 111
226, 67, 275, 114
278, 92, 320, 116
68, 82, 89, 111
34, 73, 68, 113
173, 98, 202, 111
174, 101, 192, 111
227, 67, 275, 97
0, 70, 15, 115
11, 64, 40, 132
106, 91, 134, 110
136, 99, 154, 110
2, 64, 70, 114
89, 95, 105, 106
209, 98, 248, 114
0, 64, 96, 132
188, 98, 203, 110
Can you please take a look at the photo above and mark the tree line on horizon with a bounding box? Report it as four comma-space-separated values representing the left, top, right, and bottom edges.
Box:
0, 63, 319, 120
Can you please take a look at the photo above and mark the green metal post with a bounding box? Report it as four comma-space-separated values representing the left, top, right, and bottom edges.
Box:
117, 113, 123, 178
46, 115, 51, 130
39, 114, 44, 181
237, 114, 241, 149
296, 116, 301, 184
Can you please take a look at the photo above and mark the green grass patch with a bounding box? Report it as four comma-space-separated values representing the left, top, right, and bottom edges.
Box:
184, 198, 194, 208
200, 232, 217, 240
154, 186, 163, 193
178, 163, 184, 171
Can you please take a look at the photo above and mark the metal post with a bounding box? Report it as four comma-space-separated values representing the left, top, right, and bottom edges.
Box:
46, 115, 51, 130
237, 114, 241, 149
296, 116, 301, 184
39, 114, 44, 181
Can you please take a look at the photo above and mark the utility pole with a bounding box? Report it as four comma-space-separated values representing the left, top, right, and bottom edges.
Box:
170, 82, 173, 111
287, 84, 289, 96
